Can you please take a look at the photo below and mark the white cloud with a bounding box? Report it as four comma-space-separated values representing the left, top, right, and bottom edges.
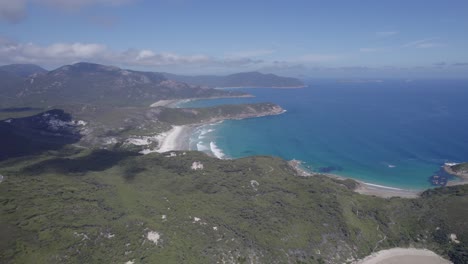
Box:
33, 43, 107, 58
0, 0, 27, 23
0, 39, 263, 69
0, 41, 107, 64
361, 38, 444, 53
376, 31, 399, 37
402, 38, 444, 48
136, 49, 156, 60
126, 50, 214, 66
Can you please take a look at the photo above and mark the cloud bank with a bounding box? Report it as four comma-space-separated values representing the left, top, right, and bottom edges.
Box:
0, 38, 465, 77
0, 38, 263, 70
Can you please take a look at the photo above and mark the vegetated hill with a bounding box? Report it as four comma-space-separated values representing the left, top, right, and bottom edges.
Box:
163, 71, 305, 88
0, 148, 466, 264
0, 103, 284, 154
0, 62, 245, 108
0, 64, 47, 78
154, 102, 284, 125
0, 70, 25, 100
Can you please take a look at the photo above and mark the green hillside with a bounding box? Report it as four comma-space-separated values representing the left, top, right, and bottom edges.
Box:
0, 149, 466, 263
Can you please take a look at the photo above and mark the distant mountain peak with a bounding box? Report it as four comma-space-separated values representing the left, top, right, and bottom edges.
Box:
55, 62, 120, 73
0, 64, 47, 78
0, 62, 244, 108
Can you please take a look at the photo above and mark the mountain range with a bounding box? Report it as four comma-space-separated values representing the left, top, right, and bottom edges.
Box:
0, 63, 303, 108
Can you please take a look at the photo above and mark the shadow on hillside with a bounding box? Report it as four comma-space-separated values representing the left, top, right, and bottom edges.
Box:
0, 109, 81, 161
21, 150, 139, 175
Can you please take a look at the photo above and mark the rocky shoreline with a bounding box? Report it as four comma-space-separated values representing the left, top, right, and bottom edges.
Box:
444, 163, 468, 186
444, 164, 468, 179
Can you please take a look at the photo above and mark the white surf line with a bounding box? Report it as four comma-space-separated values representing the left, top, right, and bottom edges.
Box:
362, 182, 405, 191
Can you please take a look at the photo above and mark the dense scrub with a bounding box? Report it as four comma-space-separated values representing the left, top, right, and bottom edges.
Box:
1, 149, 466, 263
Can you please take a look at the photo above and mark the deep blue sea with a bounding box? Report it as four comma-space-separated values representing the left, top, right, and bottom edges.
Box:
181, 79, 468, 189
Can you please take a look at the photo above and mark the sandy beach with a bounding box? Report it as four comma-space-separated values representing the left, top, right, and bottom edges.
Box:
155, 125, 193, 153
288, 160, 421, 198
355, 182, 420, 198
354, 248, 452, 264
150, 94, 255, 108
150, 99, 186, 108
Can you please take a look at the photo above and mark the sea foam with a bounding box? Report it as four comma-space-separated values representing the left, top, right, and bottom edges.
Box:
210, 141, 226, 159
197, 141, 209, 151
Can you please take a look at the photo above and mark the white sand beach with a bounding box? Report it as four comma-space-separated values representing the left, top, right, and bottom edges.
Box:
155, 125, 193, 153
156, 126, 186, 152
355, 182, 420, 198
354, 248, 452, 264
150, 99, 185, 108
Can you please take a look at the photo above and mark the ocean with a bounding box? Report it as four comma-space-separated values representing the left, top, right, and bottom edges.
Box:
181, 79, 468, 190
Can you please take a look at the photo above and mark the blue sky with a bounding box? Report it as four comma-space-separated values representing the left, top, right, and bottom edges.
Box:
0, 0, 467, 78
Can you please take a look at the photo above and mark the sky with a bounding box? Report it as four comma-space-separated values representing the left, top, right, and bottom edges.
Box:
0, 0, 467, 78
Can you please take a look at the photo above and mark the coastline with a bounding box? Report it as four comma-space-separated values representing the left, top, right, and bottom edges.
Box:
139, 125, 194, 154
148, 99, 465, 199
155, 125, 193, 153
150, 94, 254, 108
443, 164, 468, 186
288, 159, 421, 198
149, 104, 286, 155
152, 129, 461, 199
354, 182, 420, 198
152, 127, 458, 199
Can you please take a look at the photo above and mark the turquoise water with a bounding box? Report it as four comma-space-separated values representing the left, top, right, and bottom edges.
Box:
182, 79, 468, 189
